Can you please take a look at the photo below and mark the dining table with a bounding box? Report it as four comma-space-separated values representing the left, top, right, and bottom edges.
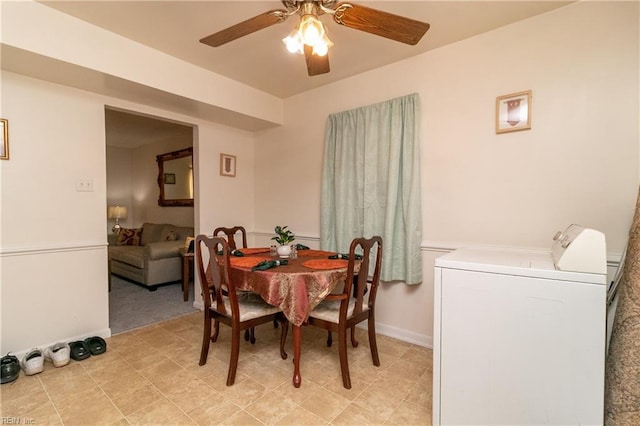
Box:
228, 247, 356, 387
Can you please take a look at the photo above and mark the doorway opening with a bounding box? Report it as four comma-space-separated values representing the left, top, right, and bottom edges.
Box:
105, 107, 197, 334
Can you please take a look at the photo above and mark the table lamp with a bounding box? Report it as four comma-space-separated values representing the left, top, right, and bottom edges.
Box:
107, 206, 127, 234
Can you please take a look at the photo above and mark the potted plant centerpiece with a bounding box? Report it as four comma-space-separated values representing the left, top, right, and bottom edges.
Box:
272, 225, 295, 258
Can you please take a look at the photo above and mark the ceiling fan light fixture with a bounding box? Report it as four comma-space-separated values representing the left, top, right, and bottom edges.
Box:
313, 41, 328, 57
299, 14, 324, 47
283, 28, 303, 54
313, 32, 333, 57
283, 9, 332, 57
201, 0, 431, 77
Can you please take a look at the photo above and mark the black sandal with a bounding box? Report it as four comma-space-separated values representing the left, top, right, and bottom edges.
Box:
1, 354, 20, 384
84, 336, 107, 356
69, 341, 91, 361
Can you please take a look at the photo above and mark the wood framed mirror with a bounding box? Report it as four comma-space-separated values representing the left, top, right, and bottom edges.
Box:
157, 147, 193, 207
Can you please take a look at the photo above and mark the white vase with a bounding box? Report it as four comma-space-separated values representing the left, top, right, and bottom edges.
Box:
276, 245, 292, 258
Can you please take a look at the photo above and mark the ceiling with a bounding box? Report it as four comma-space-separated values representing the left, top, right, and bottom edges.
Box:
40, 1, 573, 99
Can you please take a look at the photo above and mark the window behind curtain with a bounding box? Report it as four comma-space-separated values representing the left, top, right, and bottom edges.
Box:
320, 93, 423, 285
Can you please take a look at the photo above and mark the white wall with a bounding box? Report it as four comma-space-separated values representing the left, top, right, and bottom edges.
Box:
196, 123, 256, 237
1, 72, 110, 354
253, 1, 640, 346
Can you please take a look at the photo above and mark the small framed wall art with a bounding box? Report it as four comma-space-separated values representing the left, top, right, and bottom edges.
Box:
495, 90, 532, 134
220, 153, 236, 177
164, 173, 176, 184
0, 118, 8, 160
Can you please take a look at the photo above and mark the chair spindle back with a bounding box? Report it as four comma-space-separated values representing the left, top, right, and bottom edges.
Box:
343, 236, 383, 318
213, 226, 247, 251
195, 235, 240, 317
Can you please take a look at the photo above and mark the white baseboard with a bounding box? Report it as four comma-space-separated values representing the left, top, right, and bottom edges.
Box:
9, 328, 112, 361
357, 322, 433, 349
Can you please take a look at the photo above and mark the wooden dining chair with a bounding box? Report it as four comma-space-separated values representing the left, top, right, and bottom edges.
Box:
213, 226, 257, 341
307, 236, 383, 389
196, 235, 288, 386
213, 226, 247, 251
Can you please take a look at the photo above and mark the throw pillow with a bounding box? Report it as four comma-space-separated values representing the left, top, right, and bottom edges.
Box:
184, 236, 195, 253
160, 226, 178, 242
116, 228, 142, 246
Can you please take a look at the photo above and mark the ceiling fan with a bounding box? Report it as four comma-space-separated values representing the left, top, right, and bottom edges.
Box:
199, 0, 430, 77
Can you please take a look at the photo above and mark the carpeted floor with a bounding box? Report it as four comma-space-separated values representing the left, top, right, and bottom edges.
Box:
109, 275, 198, 335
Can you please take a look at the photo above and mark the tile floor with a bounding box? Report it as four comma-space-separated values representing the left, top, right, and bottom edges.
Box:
0, 312, 433, 425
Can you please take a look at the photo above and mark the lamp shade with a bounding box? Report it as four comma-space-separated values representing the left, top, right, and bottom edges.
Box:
107, 206, 127, 220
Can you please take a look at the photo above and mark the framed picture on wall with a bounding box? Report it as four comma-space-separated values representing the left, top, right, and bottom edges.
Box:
164, 173, 176, 184
220, 153, 236, 177
496, 90, 532, 134
0, 118, 8, 160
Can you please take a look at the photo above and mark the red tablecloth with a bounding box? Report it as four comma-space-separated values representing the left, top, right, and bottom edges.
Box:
229, 252, 354, 326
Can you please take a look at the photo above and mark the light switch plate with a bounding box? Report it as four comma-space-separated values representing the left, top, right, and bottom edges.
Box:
76, 179, 94, 192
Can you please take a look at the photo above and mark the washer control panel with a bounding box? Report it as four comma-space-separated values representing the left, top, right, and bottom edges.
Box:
552, 224, 606, 274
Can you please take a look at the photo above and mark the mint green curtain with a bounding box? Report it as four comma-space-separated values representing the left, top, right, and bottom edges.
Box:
320, 93, 422, 285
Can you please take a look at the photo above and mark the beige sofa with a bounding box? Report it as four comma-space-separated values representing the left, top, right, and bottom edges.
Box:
109, 222, 194, 289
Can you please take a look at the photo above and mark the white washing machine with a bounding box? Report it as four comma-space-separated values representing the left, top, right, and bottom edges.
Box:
433, 225, 607, 425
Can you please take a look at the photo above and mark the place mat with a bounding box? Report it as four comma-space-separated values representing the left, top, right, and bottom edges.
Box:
297, 250, 337, 258
238, 247, 271, 255
230, 256, 271, 268
302, 259, 349, 270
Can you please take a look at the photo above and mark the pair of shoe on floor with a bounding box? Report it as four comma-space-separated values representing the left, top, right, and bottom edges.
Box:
20, 341, 73, 376
69, 336, 107, 361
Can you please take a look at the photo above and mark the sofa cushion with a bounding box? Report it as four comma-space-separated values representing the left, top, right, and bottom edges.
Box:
140, 223, 166, 246
146, 241, 185, 260
116, 228, 142, 246
109, 245, 145, 268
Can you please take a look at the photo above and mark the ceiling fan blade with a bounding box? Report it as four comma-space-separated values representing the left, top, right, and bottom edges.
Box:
200, 9, 289, 47
304, 45, 330, 76
333, 3, 430, 46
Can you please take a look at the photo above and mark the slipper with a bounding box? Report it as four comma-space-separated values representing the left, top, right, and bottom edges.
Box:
44, 342, 71, 367
1, 354, 20, 384
20, 349, 44, 375
84, 336, 107, 356
69, 341, 91, 361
